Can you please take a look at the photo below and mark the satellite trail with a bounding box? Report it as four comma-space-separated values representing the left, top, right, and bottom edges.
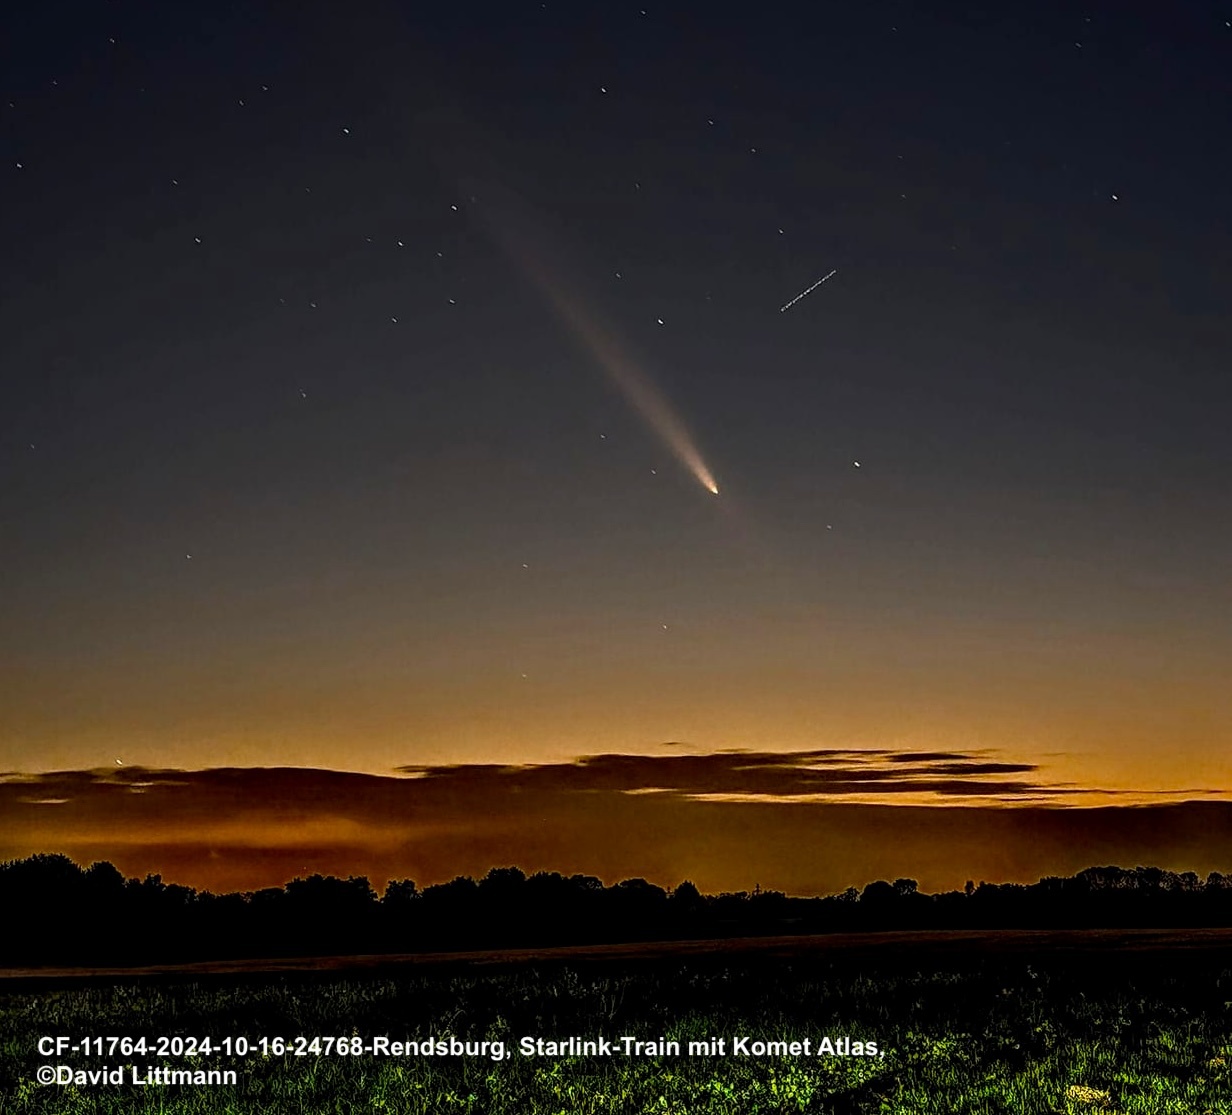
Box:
779, 269, 837, 313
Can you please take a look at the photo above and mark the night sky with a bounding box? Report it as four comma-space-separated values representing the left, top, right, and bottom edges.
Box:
3, 2, 1230, 895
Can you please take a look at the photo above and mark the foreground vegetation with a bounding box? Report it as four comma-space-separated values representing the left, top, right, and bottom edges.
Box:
4, 950, 1232, 1113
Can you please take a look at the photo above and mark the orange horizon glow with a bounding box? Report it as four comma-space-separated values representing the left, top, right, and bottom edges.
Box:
5, 751, 1232, 898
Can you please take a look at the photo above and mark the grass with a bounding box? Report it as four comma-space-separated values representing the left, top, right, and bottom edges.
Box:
3, 952, 1232, 1113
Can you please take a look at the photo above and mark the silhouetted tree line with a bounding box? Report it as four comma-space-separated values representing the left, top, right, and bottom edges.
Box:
3, 855, 1231, 966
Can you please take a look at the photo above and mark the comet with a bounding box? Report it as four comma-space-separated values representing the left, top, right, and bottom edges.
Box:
568, 320, 721, 498
471, 183, 721, 498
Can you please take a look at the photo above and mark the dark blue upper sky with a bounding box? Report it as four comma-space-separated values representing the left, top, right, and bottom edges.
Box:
1, 1, 1228, 801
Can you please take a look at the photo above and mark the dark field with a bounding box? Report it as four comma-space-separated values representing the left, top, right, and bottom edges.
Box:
4, 932, 1232, 1114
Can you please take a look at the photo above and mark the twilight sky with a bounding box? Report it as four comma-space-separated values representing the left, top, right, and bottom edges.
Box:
2, 1, 1229, 894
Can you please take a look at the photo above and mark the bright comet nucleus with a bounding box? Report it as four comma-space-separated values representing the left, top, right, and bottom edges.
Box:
470, 181, 722, 499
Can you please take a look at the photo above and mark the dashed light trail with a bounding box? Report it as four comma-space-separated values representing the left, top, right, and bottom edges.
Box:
779, 269, 837, 313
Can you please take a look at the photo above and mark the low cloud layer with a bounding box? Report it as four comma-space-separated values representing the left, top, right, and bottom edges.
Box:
3, 749, 1230, 896
393, 747, 1079, 801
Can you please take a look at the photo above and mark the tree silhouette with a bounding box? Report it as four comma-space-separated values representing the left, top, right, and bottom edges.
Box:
2, 854, 1231, 967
